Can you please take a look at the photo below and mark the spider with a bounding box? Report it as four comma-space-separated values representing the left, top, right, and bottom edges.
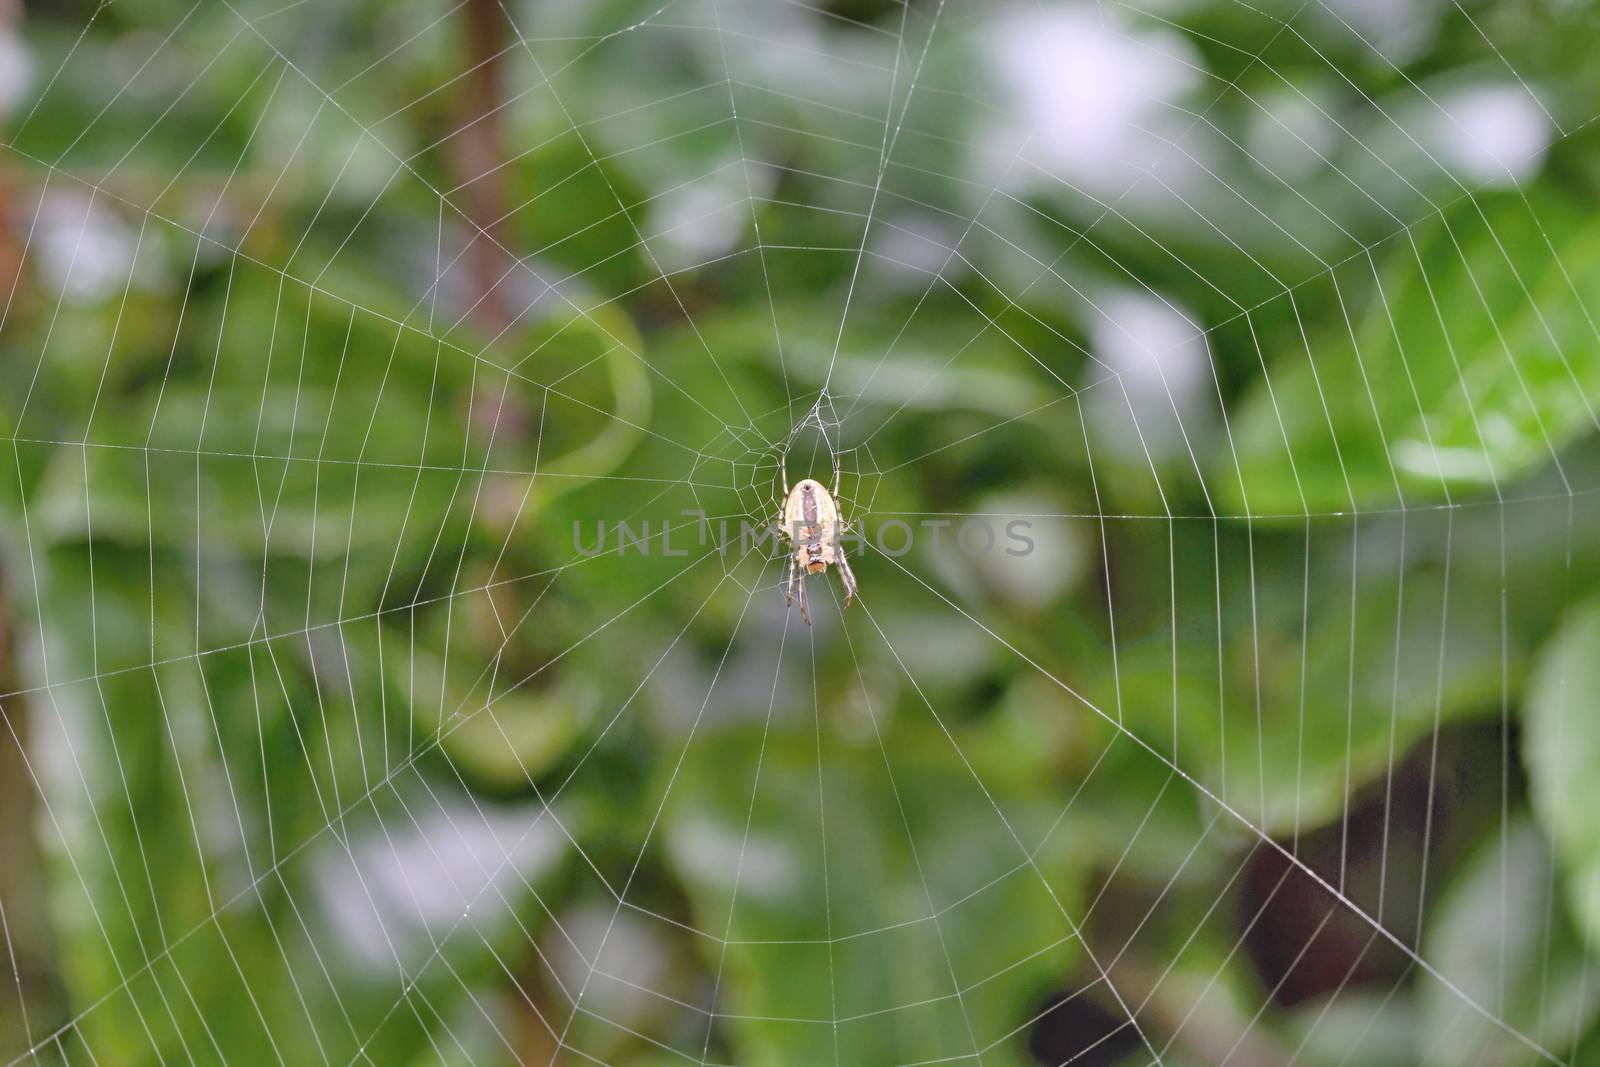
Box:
777, 450, 858, 625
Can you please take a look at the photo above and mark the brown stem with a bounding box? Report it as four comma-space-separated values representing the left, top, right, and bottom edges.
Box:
0, 569, 59, 1058
452, 0, 514, 333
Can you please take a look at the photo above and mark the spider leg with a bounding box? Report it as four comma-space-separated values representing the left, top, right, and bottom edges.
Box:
797, 565, 811, 625
784, 556, 796, 608
835, 543, 857, 612
832, 449, 842, 499
780, 449, 790, 497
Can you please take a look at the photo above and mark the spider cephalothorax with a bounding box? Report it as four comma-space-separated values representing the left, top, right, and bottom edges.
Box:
777, 452, 857, 625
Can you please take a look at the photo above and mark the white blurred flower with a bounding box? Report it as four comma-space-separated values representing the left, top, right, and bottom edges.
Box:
1084, 289, 1212, 463
1091, 289, 1207, 395
872, 211, 961, 292
315, 796, 566, 971
1430, 82, 1551, 185
987, 5, 1204, 195
647, 159, 768, 272
1317, 0, 1439, 65
971, 491, 1086, 611
1247, 86, 1340, 181
35, 191, 137, 302
0, 29, 30, 117
545, 905, 671, 1027
670, 815, 797, 901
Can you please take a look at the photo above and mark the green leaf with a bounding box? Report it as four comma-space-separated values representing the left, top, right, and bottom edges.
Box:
397, 642, 588, 790
665, 729, 1085, 1066
1108, 563, 1511, 836
1422, 818, 1599, 1067
1523, 596, 1600, 948
1227, 192, 1600, 514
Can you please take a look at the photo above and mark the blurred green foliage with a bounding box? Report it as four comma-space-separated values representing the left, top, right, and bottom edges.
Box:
4, 1, 1600, 1065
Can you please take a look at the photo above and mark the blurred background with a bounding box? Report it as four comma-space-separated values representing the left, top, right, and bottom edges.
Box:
3, 0, 1600, 1064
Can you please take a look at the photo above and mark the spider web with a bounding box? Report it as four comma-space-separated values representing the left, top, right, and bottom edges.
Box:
1, 1, 1599, 1066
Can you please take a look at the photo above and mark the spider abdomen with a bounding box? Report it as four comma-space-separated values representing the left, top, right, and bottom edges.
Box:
779, 472, 857, 623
